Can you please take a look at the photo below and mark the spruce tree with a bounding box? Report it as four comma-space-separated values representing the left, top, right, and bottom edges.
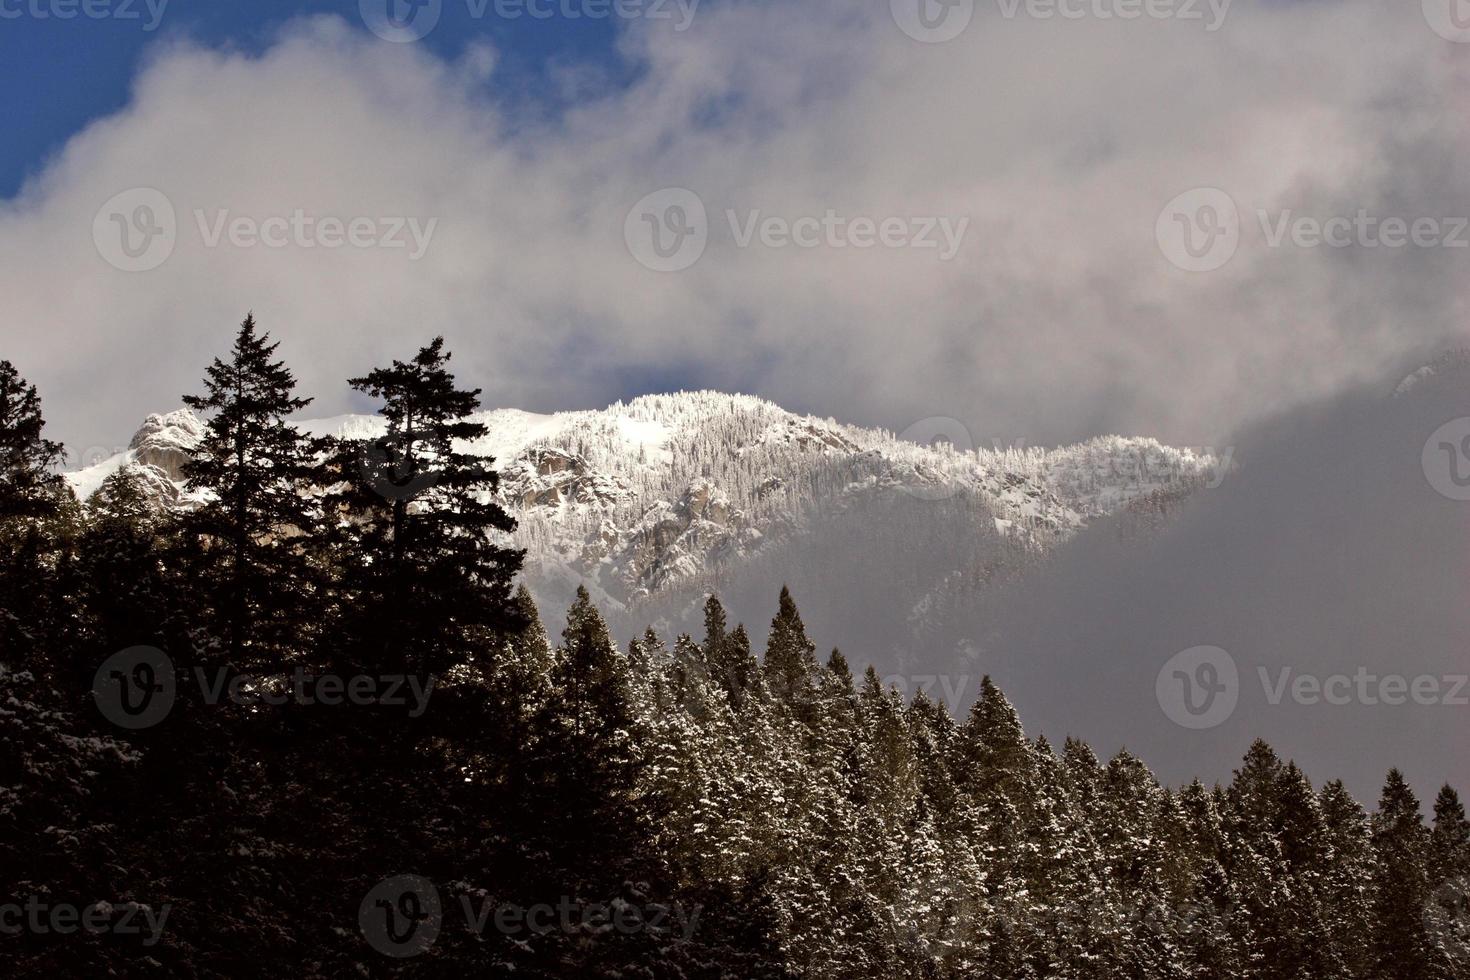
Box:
0, 358, 65, 522
324, 336, 524, 676
525, 587, 645, 882
1428, 785, 1470, 977
1320, 779, 1376, 979
1431, 785, 1470, 885
0, 360, 76, 675
1370, 769, 1434, 979
762, 585, 817, 709
179, 314, 323, 672
78, 466, 169, 658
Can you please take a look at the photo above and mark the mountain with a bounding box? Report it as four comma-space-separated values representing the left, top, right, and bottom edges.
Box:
65, 390, 1220, 643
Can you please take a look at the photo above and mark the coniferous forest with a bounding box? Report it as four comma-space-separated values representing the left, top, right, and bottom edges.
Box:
3, 317, 1470, 979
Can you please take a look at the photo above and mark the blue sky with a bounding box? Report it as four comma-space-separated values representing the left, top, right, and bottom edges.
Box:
0, 0, 641, 198
0, 0, 1459, 465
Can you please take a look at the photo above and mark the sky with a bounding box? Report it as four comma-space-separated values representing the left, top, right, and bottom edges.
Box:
3, 0, 1470, 463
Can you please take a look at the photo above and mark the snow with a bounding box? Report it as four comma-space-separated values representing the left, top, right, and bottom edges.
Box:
63, 390, 1221, 611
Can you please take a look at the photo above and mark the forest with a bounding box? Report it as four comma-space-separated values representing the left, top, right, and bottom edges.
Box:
2, 316, 1467, 978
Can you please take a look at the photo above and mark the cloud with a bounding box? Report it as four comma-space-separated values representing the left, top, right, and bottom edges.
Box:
3, 1, 1467, 460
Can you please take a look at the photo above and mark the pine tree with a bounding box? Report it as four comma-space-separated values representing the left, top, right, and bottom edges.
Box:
78, 466, 169, 659
1320, 779, 1376, 979
0, 360, 77, 675
179, 314, 323, 672
1370, 769, 1434, 979
1431, 785, 1470, 885
1427, 785, 1470, 977
762, 585, 817, 710
524, 587, 646, 886
0, 358, 65, 523
323, 336, 524, 676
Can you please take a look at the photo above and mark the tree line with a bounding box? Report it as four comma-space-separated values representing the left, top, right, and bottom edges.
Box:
0, 315, 1467, 977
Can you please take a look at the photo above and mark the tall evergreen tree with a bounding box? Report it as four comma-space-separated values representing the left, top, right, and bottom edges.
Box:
1370, 769, 1434, 979
0, 358, 65, 522
179, 314, 323, 672
762, 585, 817, 709
324, 336, 524, 675
0, 360, 76, 674
1320, 779, 1376, 980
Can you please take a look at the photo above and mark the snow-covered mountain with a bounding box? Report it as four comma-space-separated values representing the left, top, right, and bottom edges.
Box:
66, 391, 1221, 630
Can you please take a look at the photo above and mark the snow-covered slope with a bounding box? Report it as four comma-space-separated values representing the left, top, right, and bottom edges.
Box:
65, 391, 1221, 617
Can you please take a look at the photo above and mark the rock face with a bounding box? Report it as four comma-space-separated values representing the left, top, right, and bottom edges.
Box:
65, 390, 1222, 621
127, 410, 205, 482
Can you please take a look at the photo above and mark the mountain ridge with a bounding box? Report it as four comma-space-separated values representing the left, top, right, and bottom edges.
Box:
65, 390, 1223, 625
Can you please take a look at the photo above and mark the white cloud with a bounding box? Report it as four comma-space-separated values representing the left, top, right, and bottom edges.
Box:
3, 1, 1466, 459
